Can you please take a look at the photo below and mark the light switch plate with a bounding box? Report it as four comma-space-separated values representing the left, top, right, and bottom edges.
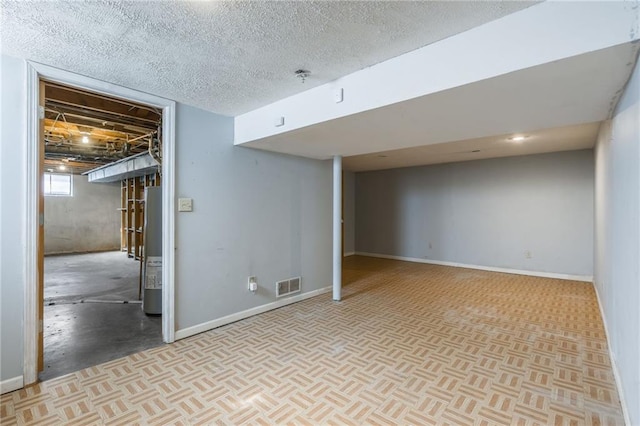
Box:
178, 198, 193, 212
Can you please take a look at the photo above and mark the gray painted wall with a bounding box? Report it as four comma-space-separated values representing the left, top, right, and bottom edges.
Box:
0, 55, 26, 384
356, 150, 594, 276
0, 55, 332, 384
343, 171, 355, 255
174, 104, 332, 331
594, 59, 640, 424
44, 175, 120, 254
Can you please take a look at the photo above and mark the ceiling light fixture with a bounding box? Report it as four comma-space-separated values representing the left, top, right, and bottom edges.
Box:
82, 135, 89, 144
58, 164, 66, 171
508, 135, 528, 142
295, 69, 310, 83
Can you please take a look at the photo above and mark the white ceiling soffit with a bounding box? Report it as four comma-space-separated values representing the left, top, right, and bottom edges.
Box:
235, 1, 639, 163
239, 42, 639, 162
343, 122, 601, 172
0, 1, 537, 117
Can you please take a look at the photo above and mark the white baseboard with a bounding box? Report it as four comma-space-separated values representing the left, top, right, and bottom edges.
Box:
343, 252, 356, 257
593, 283, 631, 426
354, 252, 593, 282
1, 376, 24, 394
175, 286, 332, 340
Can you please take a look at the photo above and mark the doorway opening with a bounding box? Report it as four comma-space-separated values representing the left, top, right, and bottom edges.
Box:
25, 62, 176, 386
39, 81, 165, 380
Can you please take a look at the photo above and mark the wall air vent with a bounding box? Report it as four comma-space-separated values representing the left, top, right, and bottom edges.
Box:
276, 277, 302, 298
289, 277, 300, 293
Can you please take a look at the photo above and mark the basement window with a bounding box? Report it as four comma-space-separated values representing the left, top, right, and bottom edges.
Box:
44, 173, 72, 196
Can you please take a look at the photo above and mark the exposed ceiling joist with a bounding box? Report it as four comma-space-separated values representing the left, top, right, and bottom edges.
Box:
43, 81, 162, 174
45, 83, 161, 121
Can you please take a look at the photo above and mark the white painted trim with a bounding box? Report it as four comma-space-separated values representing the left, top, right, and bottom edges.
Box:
0, 376, 24, 395
592, 284, 631, 426
354, 252, 594, 282
161, 98, 176, 344
24, 63, 39, 386
175, 286, 332, 341
24, 61, 177, 387
31, 62, 175, 112
343, 252, 356, 257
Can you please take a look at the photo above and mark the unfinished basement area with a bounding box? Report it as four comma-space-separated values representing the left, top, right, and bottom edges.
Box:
40, 82, 165, 380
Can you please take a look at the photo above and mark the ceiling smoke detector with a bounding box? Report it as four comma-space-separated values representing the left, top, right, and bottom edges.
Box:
295, 69, 310, 83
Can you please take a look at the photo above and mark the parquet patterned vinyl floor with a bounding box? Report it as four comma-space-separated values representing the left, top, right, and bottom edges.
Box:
1, 256, 624, 425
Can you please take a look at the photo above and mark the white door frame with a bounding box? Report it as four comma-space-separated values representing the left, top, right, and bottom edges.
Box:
24, 62, 176, 385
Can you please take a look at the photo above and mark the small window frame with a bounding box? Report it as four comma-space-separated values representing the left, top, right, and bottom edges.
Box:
43, 172, 73, 197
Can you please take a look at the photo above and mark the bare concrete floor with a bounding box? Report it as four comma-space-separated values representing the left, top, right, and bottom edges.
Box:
40, 251, 162, 381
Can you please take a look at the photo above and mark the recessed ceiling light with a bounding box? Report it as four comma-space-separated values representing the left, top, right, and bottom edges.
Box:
82, 135, 89, 144
58, 164, 66, 171
508, 135, 528, 142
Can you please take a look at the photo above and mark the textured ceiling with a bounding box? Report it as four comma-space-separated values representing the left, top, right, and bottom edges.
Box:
0, 1, 535, 116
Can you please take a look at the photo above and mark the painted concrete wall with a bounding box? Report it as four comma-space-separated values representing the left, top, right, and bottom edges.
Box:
355, 150, 594, 277
594, 58, 640, 425
174, 103, 331, 331
0, 54, 26, 387
343, 170, 355, 255
44, 175, 120, 255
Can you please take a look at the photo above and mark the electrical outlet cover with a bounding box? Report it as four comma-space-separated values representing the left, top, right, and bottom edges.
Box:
333, 88, 344, 103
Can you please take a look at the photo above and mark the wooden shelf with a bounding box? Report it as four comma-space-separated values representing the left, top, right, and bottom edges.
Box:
120, 172, 161, 262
